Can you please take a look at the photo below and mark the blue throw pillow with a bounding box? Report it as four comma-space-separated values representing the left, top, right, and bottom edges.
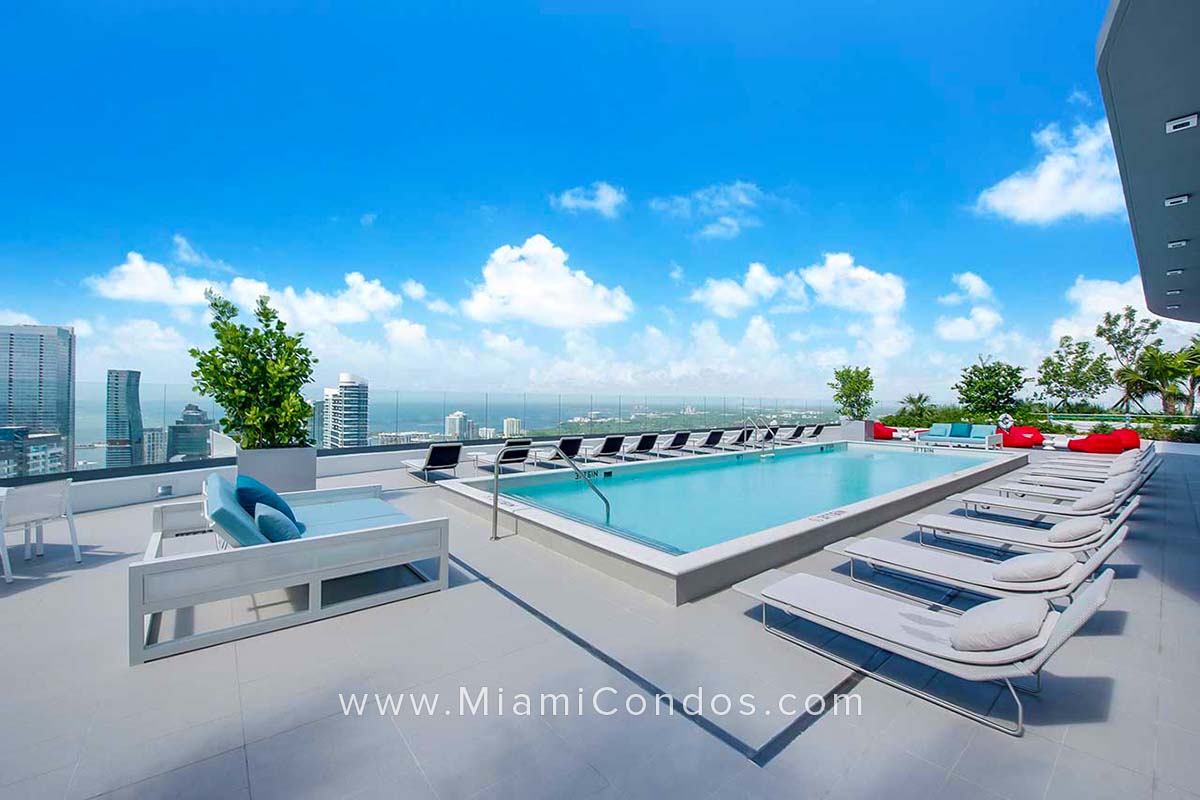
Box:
255, 503, 303, 542
236, 475, 296, 523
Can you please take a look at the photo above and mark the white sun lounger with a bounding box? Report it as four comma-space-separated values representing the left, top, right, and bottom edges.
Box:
913, 496, 1138, 554
958, 478, 1137, 519
1028, 455, 1159, 482
826, 526, 1125, 603
747, 569, 1113, 735
1042, 443, 1154, 465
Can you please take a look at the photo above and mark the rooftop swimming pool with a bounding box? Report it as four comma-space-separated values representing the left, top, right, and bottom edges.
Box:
501, 443, 995, 554
446, 440, 1024, 603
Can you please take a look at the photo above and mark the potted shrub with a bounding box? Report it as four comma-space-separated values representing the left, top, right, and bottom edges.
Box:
828, 365, 876, 440
190, 289, 319, 491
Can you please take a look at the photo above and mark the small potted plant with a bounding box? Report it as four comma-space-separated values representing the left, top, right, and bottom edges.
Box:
828, 365, 876, 440
190, 289, 319, 491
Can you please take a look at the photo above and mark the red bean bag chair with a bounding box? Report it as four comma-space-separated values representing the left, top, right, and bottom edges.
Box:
1112, 428, 1141, 451
873, 422, 897, 440
1068, 433, 1125, 454
1000, 426, 1044, 448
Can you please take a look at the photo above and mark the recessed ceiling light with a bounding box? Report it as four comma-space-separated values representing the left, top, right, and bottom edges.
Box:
1165, 195, 1191, 207
1167, 289, 1183, 296
1168, 240, 1189, 249
1167, 114, 1199, 133
1167, 304, 1182, 310
1167, 269, 1185, 276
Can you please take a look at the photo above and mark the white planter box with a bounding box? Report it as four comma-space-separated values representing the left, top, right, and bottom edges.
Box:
237, 446, 317, 492
211, 431, 316, 492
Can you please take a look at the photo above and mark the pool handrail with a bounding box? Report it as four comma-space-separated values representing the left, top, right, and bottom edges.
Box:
491, 443, 611, 541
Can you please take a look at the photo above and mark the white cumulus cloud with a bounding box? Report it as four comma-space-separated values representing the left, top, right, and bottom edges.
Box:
688, 262, 808, 318
550, 181, 628, 219
935, 306, 1004, 342
650, 181, 766, 239
800, 252, 906, 316
975, 119, 1124, 224
461, 234, 633, 329
938, 272, 995, 305
86, 252, 217, 306
1051, 274, 1200, 348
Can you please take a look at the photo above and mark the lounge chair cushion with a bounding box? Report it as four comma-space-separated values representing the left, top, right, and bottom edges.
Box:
1104, 473, 1136, 493
950, 422, 972, 438
928, 423, 951, 437
1072, 488, 1115, 512
992, 552, 1076, 583
951, 597, 1049, 652
236, 475, 297, 523
1048, 515, 1105, 543
255, 503, 303, 542
206, 474, 271, 548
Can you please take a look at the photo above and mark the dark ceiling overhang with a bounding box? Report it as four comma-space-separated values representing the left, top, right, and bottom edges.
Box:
1097, 0, 1200, 322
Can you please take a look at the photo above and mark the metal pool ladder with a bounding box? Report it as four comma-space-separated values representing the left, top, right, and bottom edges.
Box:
490, 443, 611, 541
741, 416, 777, 457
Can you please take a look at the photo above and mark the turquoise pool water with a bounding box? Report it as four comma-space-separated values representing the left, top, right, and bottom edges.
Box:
502, 444, 993, 554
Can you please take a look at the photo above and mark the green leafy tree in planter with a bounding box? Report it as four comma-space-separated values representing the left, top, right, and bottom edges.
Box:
953, 356, 1026, 418
190, 290, 317, 449
1036, 336, 1112, 410
829, 366, 875, 420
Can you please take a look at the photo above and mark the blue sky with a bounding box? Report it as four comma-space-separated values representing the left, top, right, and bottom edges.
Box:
3, 0, 1196, 400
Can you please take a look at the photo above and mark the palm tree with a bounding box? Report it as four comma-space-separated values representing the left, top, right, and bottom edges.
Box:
899, 392, 932, 418
1181, 336, 1200, 416
1136, 346, 1188, 414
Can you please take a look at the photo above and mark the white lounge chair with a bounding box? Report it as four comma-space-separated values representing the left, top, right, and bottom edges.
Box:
0, 479, 82, 583
1029, 454, 1159, 482
129, 474, 449, 664
742, 569, 1114, 735
958, 482, 1131, 520
827, 526, 1125, 603
913, 496, 1139, 555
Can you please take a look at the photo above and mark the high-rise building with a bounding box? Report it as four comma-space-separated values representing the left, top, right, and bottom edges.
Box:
443, 410, 477, 440
310, 399, 325, 447
105, 369, 145, 468
502, 417, 523, 437
0, 427, 65, 476
478, 427, 497, 439
322, 373, 369, 448
167, 403, 215, 461
143, 427, 167, 465
0, 324, 75, 471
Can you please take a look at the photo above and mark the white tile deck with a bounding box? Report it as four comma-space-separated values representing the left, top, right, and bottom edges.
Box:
2, 447, 1198, 799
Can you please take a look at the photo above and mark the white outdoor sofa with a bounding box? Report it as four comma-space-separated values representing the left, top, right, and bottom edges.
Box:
128, 474, 449, 665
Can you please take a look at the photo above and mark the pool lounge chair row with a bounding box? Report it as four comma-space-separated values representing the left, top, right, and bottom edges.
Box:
745, 439, 1156, 736
401, 426, 829, 479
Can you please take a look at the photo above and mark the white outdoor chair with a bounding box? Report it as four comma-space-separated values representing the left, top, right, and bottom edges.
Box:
1, 479, 82, 583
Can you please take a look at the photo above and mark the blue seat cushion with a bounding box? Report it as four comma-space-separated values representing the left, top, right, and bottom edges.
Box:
290, 498, 402, 527
255, 503, 303, 542
927, 423, 951, 437
206, 474, 270, 547
300, 510, 412, 538
970, 424, 997, 439
949, 422, 972, 438
236, 475, 296, 523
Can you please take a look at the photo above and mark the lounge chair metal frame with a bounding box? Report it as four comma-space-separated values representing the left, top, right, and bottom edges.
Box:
129, 483, 449, 665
